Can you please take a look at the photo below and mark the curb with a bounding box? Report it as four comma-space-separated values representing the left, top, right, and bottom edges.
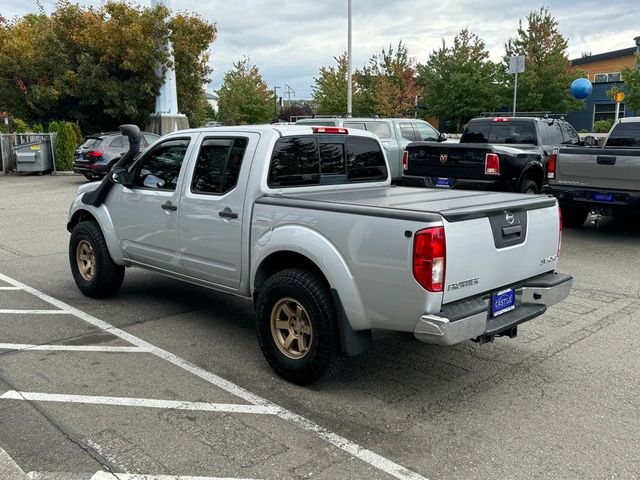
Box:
0, 447, 28, 480
51, 171, 80, 176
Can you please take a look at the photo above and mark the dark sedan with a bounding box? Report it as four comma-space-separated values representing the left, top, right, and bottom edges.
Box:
73, 131, 160, 180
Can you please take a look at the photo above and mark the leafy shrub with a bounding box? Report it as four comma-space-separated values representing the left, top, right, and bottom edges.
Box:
31, 123, 44, 133
593, 119, 613, 133
53, 122, 76, 171
13, 118, 29, 133
71, 122, 83, 147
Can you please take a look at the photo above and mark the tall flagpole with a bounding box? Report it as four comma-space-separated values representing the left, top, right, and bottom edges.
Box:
347, 0, 352, 118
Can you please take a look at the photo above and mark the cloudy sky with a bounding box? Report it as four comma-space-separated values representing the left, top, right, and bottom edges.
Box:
2, 0, 639, 99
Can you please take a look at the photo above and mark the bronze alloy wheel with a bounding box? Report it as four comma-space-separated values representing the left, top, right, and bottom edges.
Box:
76, 239, 96, 282
270, 297, 313, 359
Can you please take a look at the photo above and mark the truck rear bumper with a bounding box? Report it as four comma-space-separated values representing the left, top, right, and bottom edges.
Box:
402, 175, 509, 191
414, 272, 572, 345
545, 185, 640, 212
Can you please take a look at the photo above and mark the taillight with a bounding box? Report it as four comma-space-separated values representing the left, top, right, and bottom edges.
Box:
557, 205, 562, 258
413, 226, 446, 292
485, 153, 500, 175
86, 150, 103, 158
547, 152, 557, 179
402, 150, 409, 171
312, 127, 348, 134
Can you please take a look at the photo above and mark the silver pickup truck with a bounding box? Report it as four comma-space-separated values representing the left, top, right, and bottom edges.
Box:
546, 116, 640, 227
67, 124, 572, 384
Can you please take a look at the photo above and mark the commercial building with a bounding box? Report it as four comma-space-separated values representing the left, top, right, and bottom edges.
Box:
566, 36, 639, 131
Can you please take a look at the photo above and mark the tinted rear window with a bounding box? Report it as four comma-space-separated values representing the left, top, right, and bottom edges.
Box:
80, 138, 103, 148
607, 122, 640, 147
268, 136, 387, 187
461, 120, 537, 145
344, 121, 392, 139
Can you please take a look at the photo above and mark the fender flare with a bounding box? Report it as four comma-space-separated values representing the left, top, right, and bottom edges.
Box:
517, 160, 544, 190
67, 202, 126, 266
251, 225, 369, 331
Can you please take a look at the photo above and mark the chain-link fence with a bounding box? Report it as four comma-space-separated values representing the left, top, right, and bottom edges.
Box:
0, 133, 57, 173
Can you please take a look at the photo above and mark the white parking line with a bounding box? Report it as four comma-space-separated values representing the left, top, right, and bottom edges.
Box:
0, 391, 279, 414
0, 272, 428, 480
0, 286, 21, 290
26, 472, 261, 480
0, 309, 67, 314
0, 343, 151, 353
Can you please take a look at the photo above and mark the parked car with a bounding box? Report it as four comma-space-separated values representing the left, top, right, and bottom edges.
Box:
68, 124, 571, 384
73, 131, 161, 180
403, 115, 581, 194
545, 116, 640, 227
295, 117, 446, 181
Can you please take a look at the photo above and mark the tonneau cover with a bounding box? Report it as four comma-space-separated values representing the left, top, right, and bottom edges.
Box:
258, 186, 556, 222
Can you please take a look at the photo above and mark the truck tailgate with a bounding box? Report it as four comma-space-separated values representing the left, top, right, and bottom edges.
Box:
442, 205, 560, 303
556, 147, 640, 191
405, 142, 490, 179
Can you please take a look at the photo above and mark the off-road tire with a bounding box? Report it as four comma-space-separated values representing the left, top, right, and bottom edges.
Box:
518, 179, 539, 194
560, 203, 589, 228
255, 269, 338, 385
69, 221, 125, 298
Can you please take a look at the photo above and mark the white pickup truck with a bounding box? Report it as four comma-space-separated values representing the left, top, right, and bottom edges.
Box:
67, 124, 572, 384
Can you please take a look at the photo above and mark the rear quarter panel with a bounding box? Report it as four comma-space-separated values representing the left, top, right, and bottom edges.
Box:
251, 203, 443, 332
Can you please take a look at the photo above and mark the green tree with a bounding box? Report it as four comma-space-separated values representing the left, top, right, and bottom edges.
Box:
418, 29, 502, 132
312, 52, 349, 115
618, 53, 640, 112
170, 12, 217, 126
0, 1, 215, 132
503, 7, 583, 113
217, 57, 274, 125
358, 41, 421, 117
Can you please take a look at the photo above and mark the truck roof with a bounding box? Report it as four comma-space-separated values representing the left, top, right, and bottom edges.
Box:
174, 124, 378, 140
616, 116, 640, 124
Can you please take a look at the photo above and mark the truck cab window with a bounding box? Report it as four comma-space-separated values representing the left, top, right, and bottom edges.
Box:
607, 123, 640, 147
133, 139, 190, 191
269, 137, 320, 187
346, 137, 387, 182
399, 123, 420, 141
191, 138, 248, 194
414, 122, 439, 141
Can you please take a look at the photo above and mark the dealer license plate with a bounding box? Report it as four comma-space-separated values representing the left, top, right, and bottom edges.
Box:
491, 288, 515, 317
592, 192, 615, 203
434, 177, 451, 188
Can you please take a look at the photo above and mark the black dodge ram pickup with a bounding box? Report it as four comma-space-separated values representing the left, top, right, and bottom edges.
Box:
402, 115, 581, 194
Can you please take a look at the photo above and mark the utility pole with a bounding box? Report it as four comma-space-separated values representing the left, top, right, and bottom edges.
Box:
273, 86, 280, 119
347, 0, 352, 118
284, 84, 295, 110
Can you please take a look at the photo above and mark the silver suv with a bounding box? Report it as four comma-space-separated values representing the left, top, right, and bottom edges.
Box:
295, 117, 446, 180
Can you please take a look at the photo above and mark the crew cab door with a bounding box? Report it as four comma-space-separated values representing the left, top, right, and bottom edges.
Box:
178, 133, 259, 289
115, 136, 195, 273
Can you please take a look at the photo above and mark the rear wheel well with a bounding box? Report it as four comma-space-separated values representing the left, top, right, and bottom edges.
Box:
519, 164, 544, 190
254, 251, 329, 300
67, 210, 98, 232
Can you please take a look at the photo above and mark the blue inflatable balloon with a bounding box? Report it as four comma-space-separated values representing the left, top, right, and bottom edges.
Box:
571, 78, 592, 100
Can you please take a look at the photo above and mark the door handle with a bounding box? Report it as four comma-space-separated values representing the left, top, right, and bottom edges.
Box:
161, 201, 177, 211
219, 207, 238, 219
597, 156, 616, 165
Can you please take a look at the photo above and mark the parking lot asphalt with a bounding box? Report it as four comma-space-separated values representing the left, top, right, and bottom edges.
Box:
0, 174, 639, 480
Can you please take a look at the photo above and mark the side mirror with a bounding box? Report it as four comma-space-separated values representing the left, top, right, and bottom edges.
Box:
584, 135, 599, 147
110, 167, 132, 187
438, 132, 448, 142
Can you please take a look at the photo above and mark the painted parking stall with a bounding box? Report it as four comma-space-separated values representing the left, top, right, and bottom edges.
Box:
0, 272, 427, 480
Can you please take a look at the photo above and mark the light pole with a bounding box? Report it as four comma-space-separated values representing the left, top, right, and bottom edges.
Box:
347, 0, 352, 118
